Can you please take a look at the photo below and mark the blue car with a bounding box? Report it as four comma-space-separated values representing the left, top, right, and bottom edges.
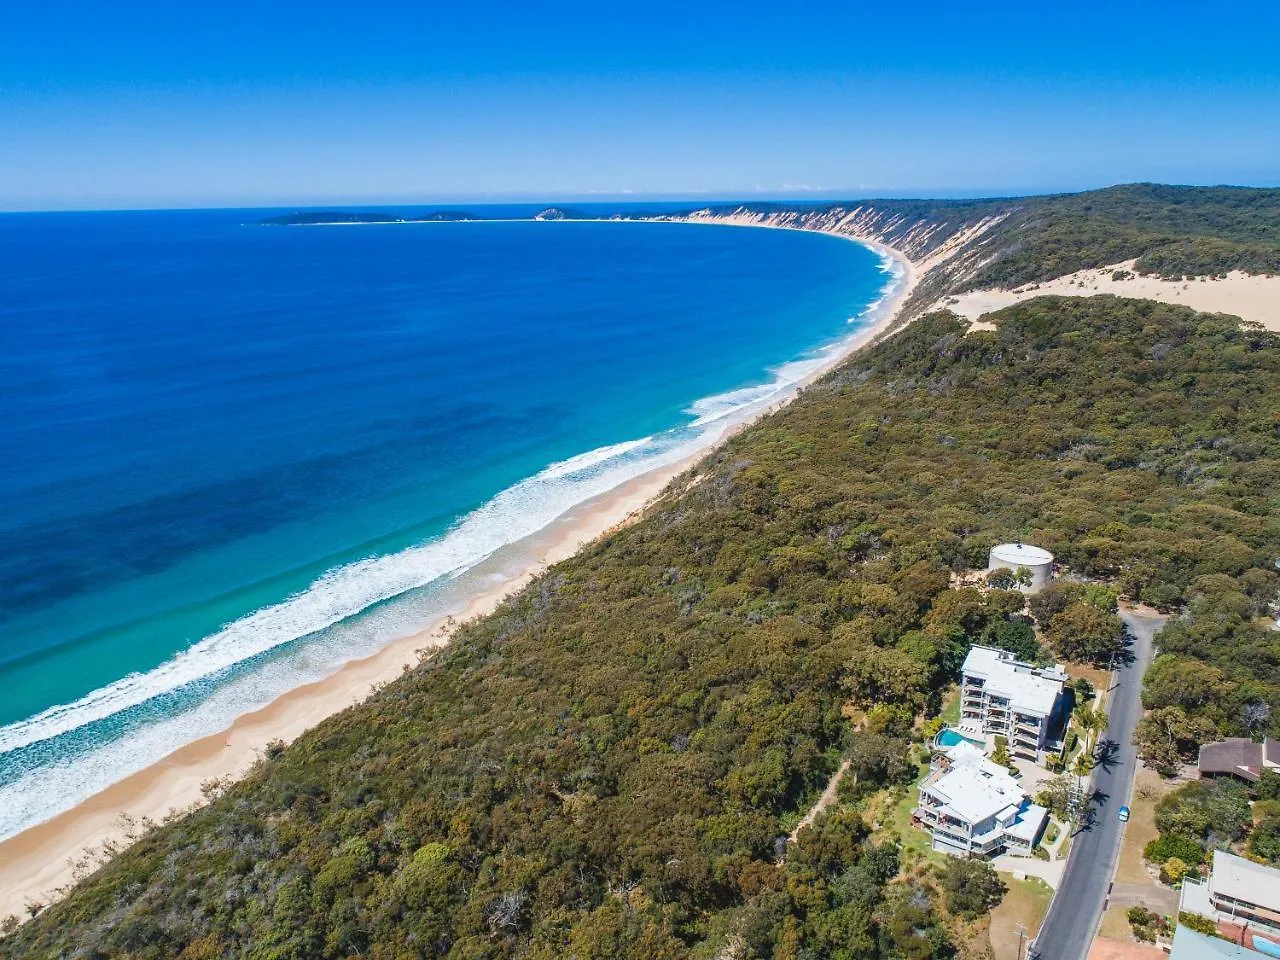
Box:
1118, 805, 1131, 822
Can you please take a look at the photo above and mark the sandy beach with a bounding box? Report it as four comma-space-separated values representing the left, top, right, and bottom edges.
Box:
0, 232, 918, 922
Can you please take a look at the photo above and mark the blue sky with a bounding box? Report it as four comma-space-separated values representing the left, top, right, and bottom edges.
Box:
3, 1, 1279, 210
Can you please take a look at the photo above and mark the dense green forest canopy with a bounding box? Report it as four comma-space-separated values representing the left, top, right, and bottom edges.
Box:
965, 184, 1280, 287
6, 295, 1278, 960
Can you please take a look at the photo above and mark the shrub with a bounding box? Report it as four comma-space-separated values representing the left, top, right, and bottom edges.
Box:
1179, 913, 1219, 936
1160, 857, 1190, 886
1249, 816, 1280, 864
1155, 780, 1251, 846
1144, 834, 1205, 866
1127, 906, 1172, 942
942, 859, 1006, 919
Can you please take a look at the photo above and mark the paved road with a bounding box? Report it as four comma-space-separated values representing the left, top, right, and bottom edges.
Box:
1030, 606, 1167, 960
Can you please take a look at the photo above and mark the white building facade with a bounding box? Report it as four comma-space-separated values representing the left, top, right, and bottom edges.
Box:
914, 742, 1048, 857
960, 645, 1067, 762
1181, 851, 1280, 932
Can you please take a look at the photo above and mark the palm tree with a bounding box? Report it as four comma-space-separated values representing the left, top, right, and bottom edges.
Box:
1073, 704, 1110, 754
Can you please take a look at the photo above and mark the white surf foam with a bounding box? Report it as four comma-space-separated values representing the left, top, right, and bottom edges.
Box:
0, 436, 669, 758
0, 236, 906, 842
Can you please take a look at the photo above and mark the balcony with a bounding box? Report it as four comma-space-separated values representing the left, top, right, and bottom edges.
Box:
1211, 895, 1280, 930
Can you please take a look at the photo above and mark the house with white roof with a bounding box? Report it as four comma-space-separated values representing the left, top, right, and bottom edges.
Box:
913, 741, 1048, 857
960, 645, 1068, 762
1181, 851, 1280, 933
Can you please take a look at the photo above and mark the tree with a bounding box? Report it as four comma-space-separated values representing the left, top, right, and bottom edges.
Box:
1249, 816, 1280, 864
1258, 769, 1280, 801
1042, 602, 1125, 666
841, 645, 930, 709
982, 618, 1042, 663
1155, 779, 1251, 847
1141, 655, 1227, 713
1029, 582, 1085, 622
1072, 677, 1095, 704
987, 567, 1017, 590
846, 733, 914, 790
1036, 776, 1074, 820
1074, 704, 1110, 747
1134, 706, 1217, 775
941, 859, 1006, 919
1242, 700, 1273, 736
992, 735, 1013, 770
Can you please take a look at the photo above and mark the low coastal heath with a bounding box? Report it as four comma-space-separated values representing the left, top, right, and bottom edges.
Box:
0, 213, 909, 917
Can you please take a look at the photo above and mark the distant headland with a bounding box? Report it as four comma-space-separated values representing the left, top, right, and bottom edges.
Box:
259, 206, 588, 226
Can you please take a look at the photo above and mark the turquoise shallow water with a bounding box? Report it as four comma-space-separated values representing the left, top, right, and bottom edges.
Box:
0, 207, 897, 839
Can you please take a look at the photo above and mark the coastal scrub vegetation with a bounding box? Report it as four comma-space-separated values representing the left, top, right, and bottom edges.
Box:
690, 185, 1280, 307
4, 296, 1279, 959
963, 184, 1280, 287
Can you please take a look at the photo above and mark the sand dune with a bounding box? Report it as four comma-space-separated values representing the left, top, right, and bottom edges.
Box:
936, 260, 1280, 332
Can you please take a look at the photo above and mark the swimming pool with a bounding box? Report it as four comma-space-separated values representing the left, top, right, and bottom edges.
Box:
937, 729, 984, 748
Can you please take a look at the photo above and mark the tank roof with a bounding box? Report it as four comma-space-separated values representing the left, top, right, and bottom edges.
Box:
990, 542, 1054, 565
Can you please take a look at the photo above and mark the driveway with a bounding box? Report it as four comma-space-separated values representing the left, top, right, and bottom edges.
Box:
1106, 882, 1179, 915
994, 855, 1066, 888
1087, 939, 1165, 960
1029, 606, 1168, 960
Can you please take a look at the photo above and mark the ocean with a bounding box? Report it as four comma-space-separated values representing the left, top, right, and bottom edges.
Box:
0, 207, 898, 840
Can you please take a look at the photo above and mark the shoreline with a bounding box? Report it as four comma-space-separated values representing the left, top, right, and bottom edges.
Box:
0, 228, 918, 922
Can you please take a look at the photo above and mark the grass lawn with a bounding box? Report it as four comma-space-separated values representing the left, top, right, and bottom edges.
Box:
1066, 663, 1112, 694
941, 686, 961, 725
1115, 766, 1171, 886
868, 761, 950, 868
989, 875, 1053, 960
1098, 905, 1132, 940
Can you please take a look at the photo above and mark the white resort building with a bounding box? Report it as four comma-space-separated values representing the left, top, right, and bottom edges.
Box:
914, 741, 1047, 858
960, 645, 1068, 762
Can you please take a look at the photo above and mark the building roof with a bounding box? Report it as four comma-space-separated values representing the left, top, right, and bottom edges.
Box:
1212, 851, 1280, 913
943, 740, 987, 765
1171, 925, 1266, 959
962, 645, 1065, 717
990, 543, 1054, 566
1199, 739, 1280, 782
927, 749, 1027, 824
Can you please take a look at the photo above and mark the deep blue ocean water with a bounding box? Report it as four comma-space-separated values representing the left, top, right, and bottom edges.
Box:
0, 207, 896, 839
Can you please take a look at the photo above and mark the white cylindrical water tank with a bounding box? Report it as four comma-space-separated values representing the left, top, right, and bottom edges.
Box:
988, 543, 1054, 593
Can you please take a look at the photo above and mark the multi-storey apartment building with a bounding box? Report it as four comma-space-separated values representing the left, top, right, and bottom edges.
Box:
960, 645, 1068, 762
914, 741, 1047, 857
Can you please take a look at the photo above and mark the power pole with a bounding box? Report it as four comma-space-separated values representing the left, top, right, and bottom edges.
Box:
1016, 922, 1028, 960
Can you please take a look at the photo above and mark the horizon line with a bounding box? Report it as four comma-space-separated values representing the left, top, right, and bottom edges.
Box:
7, 179, 1280, 216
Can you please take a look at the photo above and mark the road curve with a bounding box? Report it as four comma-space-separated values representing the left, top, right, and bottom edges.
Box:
1029, 606, 1167, 960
